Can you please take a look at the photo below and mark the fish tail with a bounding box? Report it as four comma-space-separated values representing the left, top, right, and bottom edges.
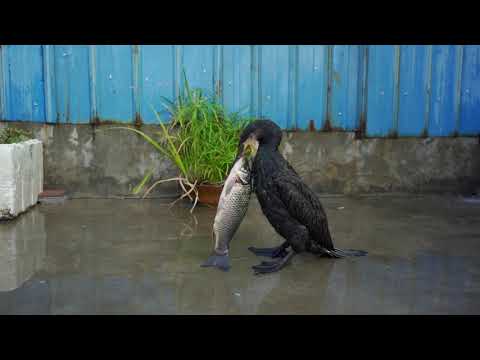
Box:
201, 253, 231, 271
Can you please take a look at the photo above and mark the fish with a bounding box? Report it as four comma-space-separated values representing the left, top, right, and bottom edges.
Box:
201, 138, 258, 271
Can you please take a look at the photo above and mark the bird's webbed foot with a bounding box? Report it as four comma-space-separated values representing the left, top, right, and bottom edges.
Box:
248, 241, 289, 258
252, 251, 295, 275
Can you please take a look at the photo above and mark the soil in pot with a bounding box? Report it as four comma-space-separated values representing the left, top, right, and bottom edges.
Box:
197, 184, 223, 206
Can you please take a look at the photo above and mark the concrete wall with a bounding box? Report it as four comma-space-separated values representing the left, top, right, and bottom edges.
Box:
1, 121, 479, 197
280, 132, 480, 195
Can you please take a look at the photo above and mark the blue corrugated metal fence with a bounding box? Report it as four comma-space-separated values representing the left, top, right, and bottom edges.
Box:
0, 45, 479, 137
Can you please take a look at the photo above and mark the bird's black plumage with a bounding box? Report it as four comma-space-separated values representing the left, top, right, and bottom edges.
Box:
237, 120, 366, 274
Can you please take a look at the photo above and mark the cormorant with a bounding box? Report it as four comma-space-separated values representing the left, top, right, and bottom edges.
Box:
236, 120, 367, 275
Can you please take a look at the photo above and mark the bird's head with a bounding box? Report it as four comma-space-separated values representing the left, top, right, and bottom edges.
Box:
236, 119, 282, 159
232, 120, 282, 168
241, 136, 259, 160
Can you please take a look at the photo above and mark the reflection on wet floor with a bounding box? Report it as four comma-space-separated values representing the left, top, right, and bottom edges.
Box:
0, 195, 480, 314
0, 209, 46, 291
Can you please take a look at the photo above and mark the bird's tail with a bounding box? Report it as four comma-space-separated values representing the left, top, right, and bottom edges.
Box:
324, 248, 368, 258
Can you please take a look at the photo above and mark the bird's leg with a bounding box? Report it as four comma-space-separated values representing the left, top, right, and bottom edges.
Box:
252, 251, 295, 275
252, 224, 308, 275
248, 241, 289, 258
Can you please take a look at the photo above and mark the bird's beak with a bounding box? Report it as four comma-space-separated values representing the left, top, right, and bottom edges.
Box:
242, 136, 259, 159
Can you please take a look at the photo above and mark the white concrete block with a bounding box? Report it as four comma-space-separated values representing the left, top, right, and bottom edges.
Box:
0, 140, 43, 220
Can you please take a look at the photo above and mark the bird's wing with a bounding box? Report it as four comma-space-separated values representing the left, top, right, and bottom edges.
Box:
272, 174, 334, 250
284, 160, 300, 177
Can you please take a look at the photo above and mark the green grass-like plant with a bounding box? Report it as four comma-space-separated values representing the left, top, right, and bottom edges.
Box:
0, 127, 32, 144
102, 71, 253, 212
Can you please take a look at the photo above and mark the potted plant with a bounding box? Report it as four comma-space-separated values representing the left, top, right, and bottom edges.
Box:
106, 75, 252, 212
0, 127, 43, 220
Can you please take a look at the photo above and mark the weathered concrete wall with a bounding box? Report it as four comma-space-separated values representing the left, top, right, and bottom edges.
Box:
1, 121, 479, 197
279, 132, 480, 195
0, 122, 179, 198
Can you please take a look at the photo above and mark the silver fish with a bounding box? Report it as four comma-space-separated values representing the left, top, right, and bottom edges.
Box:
201, 139, 258, 271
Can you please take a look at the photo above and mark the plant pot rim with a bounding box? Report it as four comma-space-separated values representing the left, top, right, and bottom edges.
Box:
196, 182, 224, 206
198, 183, 224, 188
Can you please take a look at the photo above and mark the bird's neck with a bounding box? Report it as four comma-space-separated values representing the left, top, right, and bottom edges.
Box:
255, 146, 283, 172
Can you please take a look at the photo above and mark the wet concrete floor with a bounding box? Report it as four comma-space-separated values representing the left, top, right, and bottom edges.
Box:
1, 195, 480, 314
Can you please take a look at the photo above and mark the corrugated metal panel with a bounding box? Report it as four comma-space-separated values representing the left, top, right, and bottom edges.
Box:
42, 45, 56, 123
2, 45, 45, 122
428, 45, 462, 136
398, 45, 430, 136
140, 45, 175, 123
182, 45, 216, 95
0, 45, 6, 119
366, 45, 398, 137
330, 45, 362, 130
460, 45, 480, 135
296, 45, 328, 130
53, 45, 90, 123
1, 45, 479, 137
95, 45, 134, 122
222, 45, 252, 116
259, 45, 290, 129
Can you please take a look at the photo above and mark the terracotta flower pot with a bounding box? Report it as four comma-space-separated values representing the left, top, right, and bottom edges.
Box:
197, 183, 223, 206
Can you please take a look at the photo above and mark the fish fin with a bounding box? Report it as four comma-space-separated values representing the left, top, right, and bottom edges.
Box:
223, 177, 235, 198
201, 254, 231, 271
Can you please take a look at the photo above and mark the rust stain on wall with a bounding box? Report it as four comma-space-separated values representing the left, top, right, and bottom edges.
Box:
134, 113, 143, 128
354, 115, 366, 140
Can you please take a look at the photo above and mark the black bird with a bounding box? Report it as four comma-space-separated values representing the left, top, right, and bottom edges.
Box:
236, 120, 367, 275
